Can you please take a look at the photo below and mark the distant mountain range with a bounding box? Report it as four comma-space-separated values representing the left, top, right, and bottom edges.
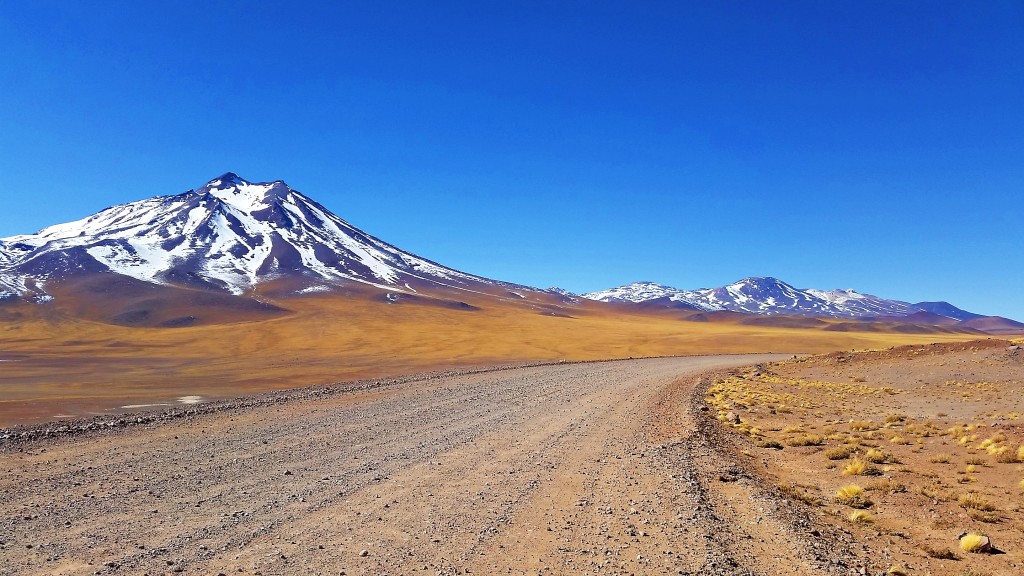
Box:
0, 173, 1019, 333
584, 278, 1022, 332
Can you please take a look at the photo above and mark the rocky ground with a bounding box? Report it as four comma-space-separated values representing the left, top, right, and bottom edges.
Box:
0, 354, 892, 576
708, 339, 1024, 576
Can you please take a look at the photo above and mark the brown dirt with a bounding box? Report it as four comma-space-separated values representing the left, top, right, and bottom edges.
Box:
707, 338, 1024, 576
0, 354, 891, 576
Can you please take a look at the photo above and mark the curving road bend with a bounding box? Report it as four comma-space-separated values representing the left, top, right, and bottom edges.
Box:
1, 355, 867, 576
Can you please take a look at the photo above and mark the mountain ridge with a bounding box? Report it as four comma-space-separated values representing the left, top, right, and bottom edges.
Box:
584, 277, 996, 321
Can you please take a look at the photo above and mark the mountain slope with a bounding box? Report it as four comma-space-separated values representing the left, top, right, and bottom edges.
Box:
0, 173, 516, 300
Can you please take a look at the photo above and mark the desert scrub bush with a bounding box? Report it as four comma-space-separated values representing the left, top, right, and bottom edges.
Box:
958, 532, 989, 553
847, 510, 874, 523
964, 456, 986, 466
782, 424, 804, 434
958, 492, 996, 511
847, 459, 883, 476
834, 484, 871, 508
756, 439, 784, 450
825, 445, 855, 460
919, 484, 952, 501
864, 448, 889, 464
967, 509, 1002, 523
786, 434, 823, 447
929, 453, 952, 464
884, 413, 907, 425
886, 567, 908, 576
994, 445, 1023, 463
1019, 478, 1024, 490
889, 435, 912, 445
849, 420, 875, 432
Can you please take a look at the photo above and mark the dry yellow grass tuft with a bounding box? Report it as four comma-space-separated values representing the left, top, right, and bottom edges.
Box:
825, 445, 855, 460
848, 510, 874, 523
958, 492, 996, 511
842, 458, 880, 476
865, 478, 906, 493
849, 420, 875, 432
864, 448, 888, 464
885, 413, 907, 425
835, 484, 871, 508
958, 532, 989, 553
929, 453, 952, 464
786, 434, 824, 447
885, 566, 908, 576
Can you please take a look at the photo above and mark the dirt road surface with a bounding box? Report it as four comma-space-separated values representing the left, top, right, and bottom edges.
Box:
0, 355, 875, 575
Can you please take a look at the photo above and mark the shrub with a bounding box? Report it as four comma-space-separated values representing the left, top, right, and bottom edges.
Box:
786, 434, 824, 447
835, 484, 871, 508
849, 420, 874, 431
885, 413, 906, 424
958, 492, 995, 511
757, 439, 784, 450
864, 449, 888, 464
995, 445, 1023, 463
843, 458, 881, 476
865, 479, 906, 493
825, 445, 855, 460
848, 510, 874, 523
958, 532, 988, 553
929, 453, 952, 464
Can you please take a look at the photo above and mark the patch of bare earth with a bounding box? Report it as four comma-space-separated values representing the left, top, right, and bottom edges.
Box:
708, 338, 1024, 576
0, 354, 891, 576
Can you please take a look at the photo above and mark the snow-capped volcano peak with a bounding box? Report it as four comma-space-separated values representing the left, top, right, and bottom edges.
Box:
200, 173, 294, 213
0, 173, 504, 299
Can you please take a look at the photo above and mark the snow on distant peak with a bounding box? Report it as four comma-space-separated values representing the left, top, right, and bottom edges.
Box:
585, 277, 944, 319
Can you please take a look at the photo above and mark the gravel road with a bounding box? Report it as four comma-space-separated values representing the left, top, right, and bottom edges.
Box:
0, 355, 874, 575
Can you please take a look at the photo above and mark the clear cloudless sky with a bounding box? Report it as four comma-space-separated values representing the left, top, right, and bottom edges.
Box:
1, 1, 1022, 318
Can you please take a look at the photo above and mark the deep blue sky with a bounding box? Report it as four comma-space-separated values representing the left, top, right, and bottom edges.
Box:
1, 2, 1022, 318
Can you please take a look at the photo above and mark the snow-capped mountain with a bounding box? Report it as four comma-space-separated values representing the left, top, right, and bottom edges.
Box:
0, 173, 515, 300
584, 277, 984, 320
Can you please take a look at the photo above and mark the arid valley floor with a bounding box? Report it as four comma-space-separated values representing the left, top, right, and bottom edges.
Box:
2, 337, 1022, 575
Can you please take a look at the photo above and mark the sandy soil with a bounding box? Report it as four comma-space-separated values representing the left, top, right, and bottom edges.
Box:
707, 339, 1024, 576
0, 354, 890, 576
